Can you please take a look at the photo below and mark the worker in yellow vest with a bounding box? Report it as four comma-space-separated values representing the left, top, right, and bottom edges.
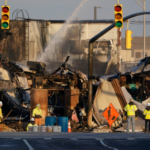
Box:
143, 103, 150, 133
124, 99, 137, 133
0, 101, 3, 123
27, 118, 37, 131
32, 104, 42, 126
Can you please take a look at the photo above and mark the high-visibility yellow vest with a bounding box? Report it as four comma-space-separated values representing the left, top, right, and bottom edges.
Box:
32, 108, 42, 117
124, 104, 137, 116
143, 109, 150, 119
0, 108, 3, 123
27, 123, 37, 131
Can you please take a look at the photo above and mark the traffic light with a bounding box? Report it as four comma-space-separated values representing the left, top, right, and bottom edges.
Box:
126, 30, 133, 49
114, 4, 123, 28
1, 6, 10, 29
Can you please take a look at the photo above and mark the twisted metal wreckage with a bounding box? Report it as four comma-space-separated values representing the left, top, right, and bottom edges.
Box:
0, 55, 150, 131
0, 56, 89, 123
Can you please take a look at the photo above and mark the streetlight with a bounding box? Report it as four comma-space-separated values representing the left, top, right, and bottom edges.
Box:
94, 7, 101, 20
135, 0, 146, 58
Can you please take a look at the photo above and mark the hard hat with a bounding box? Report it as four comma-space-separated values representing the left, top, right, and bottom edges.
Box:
130, 99, 134, 102
30, 118, 35, 121
36, 104, 40, 107
0, 101, 3, 105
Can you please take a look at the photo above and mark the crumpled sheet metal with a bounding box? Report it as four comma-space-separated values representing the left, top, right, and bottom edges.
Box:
142, 97, 150, 105
121, 87, 146, 112
93, 80, 123, 125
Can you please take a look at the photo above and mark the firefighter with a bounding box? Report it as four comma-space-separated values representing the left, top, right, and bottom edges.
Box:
0, 101, 3, 123
32, 104, 42, 126
27, 118, 37, 131
143, 103, 150, 133
124, 99, 137, 133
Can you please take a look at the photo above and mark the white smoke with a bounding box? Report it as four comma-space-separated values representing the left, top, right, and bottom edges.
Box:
38, 0, 88, 63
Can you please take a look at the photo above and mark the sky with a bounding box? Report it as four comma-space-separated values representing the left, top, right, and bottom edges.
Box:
1, 0, 150, 37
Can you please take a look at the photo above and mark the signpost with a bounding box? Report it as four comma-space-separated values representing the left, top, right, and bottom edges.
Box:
103, 103, 120, 132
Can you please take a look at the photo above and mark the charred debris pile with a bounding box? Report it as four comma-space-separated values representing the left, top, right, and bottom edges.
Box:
0, 56, 150, 132
0, 56, 91, 131
117, 57, 150, 104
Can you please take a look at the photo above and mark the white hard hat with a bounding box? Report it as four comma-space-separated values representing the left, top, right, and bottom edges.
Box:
0, 101, 3, 105
36, 104, 40, 107
130, 99, 134, 102
30, 118, 35, 121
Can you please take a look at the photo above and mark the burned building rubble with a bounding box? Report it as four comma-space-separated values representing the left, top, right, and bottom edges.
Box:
118, 57, 150, 104
0, 55, 150, 132
88, 57, 150, 131
0, 56, 89, 130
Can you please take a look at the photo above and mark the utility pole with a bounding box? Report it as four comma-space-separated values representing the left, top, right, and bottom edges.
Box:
117, 0, 121, 72
117, 28, 121, 72
135, 0, 146, 58
94, 7, 101, 20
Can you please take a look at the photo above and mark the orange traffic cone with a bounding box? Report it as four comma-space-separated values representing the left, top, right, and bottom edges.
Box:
68, 120, 71, 133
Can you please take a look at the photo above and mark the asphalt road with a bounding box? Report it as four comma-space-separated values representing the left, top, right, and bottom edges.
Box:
0, 137, 150, 150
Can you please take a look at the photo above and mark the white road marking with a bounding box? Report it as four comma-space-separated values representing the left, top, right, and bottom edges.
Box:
23, 139, 34, 150
99, 140, 118, 150
95, 138, 104, 140
127, 138, 135, 140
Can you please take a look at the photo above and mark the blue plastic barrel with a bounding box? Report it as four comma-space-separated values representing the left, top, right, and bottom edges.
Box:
58, 117, 68, 132
45, 117, 56, 126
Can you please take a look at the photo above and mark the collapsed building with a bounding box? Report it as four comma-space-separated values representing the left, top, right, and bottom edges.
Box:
0, 55, 150, 132
0, 56, 89, 130
92, 57, 150, 131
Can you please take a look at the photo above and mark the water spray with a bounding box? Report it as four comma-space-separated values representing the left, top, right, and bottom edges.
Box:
38, 0, 88, 64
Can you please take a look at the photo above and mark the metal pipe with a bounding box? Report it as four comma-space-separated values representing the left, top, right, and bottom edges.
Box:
143, 0, 146, 58
127, 20, 129, 30
4, 115, 28, 121
87, 11, 150, 128
88, 43, 93, 128
3, 110, 12, 121
5, 0, 7, 5
134, 0, 146, 58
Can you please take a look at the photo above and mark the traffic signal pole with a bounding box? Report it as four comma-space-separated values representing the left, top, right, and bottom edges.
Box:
117, 28, 121, 72
117, 0, 121, 72
134, 0, 146, 58
5, 0, 7, 5
87, 11, 150, 128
